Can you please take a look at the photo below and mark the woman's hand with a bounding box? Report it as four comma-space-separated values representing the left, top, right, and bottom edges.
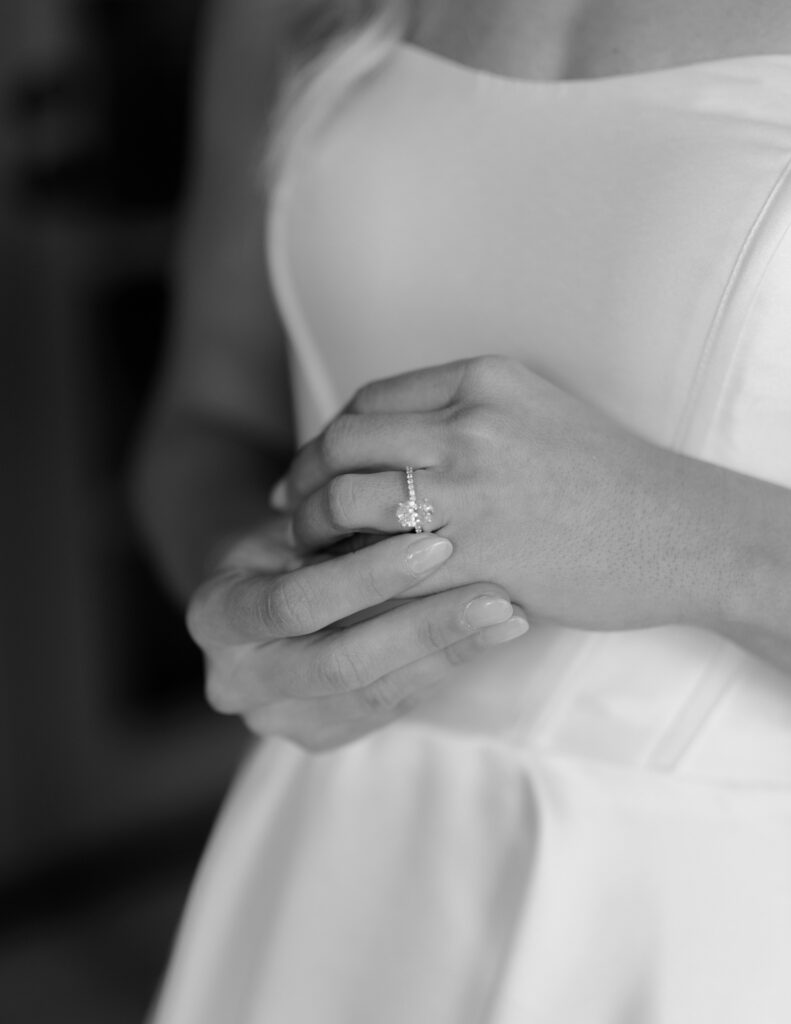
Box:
186, 512, 528, 751
277, 356, 735, 632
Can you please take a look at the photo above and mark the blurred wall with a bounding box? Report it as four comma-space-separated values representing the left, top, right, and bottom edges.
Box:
1, 0, 245, 888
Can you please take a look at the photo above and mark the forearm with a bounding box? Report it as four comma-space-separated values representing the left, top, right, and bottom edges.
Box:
131, 409, 291, 603
669, 452, 791, 674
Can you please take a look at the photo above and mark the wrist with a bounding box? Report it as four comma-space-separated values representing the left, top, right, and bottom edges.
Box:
716, 476, 791, 641
647, 451, 749, 632
676, 458, 791, 639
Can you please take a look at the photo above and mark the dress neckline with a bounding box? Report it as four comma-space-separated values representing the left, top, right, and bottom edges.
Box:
400, 40, 791, 89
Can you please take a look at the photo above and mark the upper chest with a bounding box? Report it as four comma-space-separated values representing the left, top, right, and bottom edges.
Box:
413, 0, 791, 80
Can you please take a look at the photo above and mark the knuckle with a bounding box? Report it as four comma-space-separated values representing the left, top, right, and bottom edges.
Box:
417, 613, 451, 653
466, 354, 516, 385
260, 575, 311, 636
465, 405, 502, 440
468, 353, 500, 377
315, 637, 367, 694
325, 475, 356, 530
448, 405, 504, 459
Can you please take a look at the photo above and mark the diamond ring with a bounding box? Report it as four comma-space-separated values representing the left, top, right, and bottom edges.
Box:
395, 466, 434, 534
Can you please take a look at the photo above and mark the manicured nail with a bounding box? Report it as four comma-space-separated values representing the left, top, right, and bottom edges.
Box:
463, 595, 513, 629
406, 536, 453, 575
481, 616, 530, 644
269, 478, 289, 511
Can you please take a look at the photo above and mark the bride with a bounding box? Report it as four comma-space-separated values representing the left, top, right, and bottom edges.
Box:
137, 0, 791, 1020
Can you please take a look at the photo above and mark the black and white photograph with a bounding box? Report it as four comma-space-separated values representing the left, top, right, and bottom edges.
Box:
3, 1, 791, 1021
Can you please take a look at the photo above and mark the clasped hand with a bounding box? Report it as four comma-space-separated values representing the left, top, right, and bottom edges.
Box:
279, 355, 703, 631
186, 511, 527, 751
188, 356, 707, 751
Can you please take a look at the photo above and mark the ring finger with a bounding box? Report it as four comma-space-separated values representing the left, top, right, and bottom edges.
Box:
291, 468, 446, 550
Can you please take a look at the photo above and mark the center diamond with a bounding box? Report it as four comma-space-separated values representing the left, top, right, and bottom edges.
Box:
396, 499, 434, 532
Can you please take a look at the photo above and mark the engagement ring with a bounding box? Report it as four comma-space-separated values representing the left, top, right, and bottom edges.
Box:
395, 465, 434, 533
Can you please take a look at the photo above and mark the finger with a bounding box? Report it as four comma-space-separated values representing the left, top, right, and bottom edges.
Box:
188, 531, 454, 645
307, 606, 530, 719
291, 468, 444, 550
207, 601, 528, 717
281, 411, 441, 510
344, 360, 469, 415
280, 584, 516, 698
243, 607, 530, 736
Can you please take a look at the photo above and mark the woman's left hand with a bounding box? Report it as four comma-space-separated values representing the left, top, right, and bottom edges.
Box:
275, 356, 730, 632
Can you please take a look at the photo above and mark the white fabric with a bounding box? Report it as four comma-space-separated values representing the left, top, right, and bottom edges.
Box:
151, 46, 791, 1023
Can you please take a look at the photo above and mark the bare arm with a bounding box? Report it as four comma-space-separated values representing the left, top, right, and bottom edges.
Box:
132, 0, 294, 600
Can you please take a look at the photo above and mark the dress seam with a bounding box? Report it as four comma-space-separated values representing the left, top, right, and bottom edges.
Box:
640, 641, 735, 772
672, 149, 791, 450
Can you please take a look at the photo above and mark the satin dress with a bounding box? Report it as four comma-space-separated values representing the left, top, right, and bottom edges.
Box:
150, 44, 791, 1023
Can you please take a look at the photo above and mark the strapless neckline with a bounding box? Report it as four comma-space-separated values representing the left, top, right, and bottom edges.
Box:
400, 39, 791, 90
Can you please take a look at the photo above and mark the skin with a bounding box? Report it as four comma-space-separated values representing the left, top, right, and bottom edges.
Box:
134, 0, 791, 751
278, 357, 791, 665
418, 0, 791, 81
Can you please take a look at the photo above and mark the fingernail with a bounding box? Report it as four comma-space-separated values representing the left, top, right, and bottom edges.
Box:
406, 536, 453, 575
269, 478, 289, 511
463, 595, 513, 629
481, 616, 530, 644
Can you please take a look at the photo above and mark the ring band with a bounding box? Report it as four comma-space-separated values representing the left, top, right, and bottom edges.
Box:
396, 466, 434, 533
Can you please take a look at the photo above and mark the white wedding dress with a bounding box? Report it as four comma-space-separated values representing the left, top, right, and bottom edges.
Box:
150, 44, 791, 1023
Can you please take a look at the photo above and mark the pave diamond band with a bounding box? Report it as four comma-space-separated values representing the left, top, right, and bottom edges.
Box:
396, 466, 434, 534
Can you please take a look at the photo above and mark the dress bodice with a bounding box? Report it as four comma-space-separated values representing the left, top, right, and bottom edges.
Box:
267, 45, 791, 785
150, 46, 791, 1024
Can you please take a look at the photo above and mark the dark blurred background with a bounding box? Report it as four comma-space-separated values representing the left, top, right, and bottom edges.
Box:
0, 1, 247, 1019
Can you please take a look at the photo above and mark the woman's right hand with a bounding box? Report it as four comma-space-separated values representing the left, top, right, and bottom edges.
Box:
186, 515, 528, 751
